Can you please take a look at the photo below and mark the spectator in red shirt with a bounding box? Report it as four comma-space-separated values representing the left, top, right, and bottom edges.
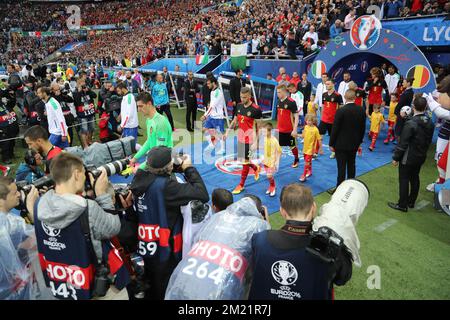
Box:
276, 67, 291, 83
290, 72, 301, 88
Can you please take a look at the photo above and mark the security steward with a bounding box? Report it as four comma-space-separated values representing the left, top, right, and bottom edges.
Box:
388, 97, 434, 212
248, 184, 352, 300
0, 89, 19, 164
183, 71, 199, 132
129, 146, 209, 300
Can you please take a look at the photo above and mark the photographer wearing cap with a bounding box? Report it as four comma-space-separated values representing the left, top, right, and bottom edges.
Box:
129, 146, 209, 300
0, 176, 38, 300
248, 183, 352, 300
34, 153, 121, 300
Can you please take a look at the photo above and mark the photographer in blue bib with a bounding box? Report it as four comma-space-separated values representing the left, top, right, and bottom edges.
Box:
128, 146, 209, 300
33, 152, 129, 300
249, 183, 353, 300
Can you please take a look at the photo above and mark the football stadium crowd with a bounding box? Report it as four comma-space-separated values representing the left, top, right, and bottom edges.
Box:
1, 0, 449, 66
0, 0, 450, 303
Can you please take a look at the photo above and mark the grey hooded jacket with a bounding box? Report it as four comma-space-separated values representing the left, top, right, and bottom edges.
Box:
36, 190, 121, 261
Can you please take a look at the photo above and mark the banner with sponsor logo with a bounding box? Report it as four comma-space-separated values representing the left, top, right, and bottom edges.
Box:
382, 16, 450, 47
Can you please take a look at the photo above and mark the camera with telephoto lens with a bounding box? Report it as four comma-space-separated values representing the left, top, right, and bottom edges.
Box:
306, 226, 345, 263
85, 159, 130, 192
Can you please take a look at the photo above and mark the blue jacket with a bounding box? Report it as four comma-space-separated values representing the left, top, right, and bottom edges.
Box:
330, 25, 343, 39
15, 163, 44, 184
386, 1, 403, 18
152, 82, 170, 107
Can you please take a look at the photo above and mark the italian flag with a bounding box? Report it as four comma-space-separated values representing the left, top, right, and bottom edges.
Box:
195, 54, 209, 65
231, 44, 247, 71
310, 60, 326, 79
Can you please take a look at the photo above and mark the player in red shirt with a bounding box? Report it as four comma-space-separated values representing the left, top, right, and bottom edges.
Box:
224, 87, 262, 194
348, 81, 366, 107
366, 67, 387, 116
319, 79, 343, 159
276, 84, 300, 167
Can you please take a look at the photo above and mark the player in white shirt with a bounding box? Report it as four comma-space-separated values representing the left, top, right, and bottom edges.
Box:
313, 73, 329, 114
338, 71, 352, 104
201, 78, 227, 154
288, 83, 304, 132
116, 82, 139, 142
384, 65, 400, 103
36, 86, 68, 149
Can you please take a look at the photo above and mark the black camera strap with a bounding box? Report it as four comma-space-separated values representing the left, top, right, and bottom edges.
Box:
80, 200, 104, 269
105, 143, 114, 163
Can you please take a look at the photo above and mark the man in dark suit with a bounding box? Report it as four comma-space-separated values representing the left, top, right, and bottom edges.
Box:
388, 97, 434, 212
329, 89, 366, 191
394, 77, 415, 139
229, 69, 246, 120
297, 72, 312, 110
184, 71, 199, 132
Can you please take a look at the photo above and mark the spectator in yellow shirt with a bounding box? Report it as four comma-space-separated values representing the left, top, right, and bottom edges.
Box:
369, 104, 385, 151
384, 93, 398, 144
300, 114, 323, 182
262, 122, 282, 197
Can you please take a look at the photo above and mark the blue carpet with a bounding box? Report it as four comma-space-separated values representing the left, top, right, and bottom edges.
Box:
111, 120, 404, 214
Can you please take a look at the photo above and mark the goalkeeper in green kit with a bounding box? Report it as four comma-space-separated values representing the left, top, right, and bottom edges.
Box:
129, 92, 173, 170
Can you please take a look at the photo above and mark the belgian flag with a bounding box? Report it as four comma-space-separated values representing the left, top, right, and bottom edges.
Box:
407, 65, 430, 89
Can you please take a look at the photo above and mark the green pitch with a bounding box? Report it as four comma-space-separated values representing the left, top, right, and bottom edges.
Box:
11, 104, 450, 300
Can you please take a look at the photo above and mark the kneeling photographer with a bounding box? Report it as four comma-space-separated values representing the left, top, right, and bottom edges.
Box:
129, 146, 209, 300
248, 183, 353, 300
33, 152, 123, 300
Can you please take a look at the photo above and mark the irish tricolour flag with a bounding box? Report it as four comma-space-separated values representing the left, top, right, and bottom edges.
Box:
231, 43, 247, 71
196, 54, 209, 65
310, 60, 327, 79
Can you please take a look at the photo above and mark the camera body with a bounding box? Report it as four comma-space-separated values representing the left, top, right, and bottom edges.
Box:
92, 263, 112, 297
172, 152, 185, 173
306, 226, 345, 264
16, 176, 55, 213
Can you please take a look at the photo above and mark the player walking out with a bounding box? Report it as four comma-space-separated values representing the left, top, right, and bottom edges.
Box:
224, 87, 262, 195
276, 85, 300, 167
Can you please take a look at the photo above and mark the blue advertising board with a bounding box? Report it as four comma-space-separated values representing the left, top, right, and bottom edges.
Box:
382, 16, 450, 47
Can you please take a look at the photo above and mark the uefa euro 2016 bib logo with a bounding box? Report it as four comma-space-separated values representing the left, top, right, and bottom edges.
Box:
350, 15, 382, 51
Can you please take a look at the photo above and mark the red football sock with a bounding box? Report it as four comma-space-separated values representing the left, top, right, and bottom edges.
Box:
240, 164, 250, 186
291, 147, 299, 161
269, 177, 275, 188
248, 162, 257, 172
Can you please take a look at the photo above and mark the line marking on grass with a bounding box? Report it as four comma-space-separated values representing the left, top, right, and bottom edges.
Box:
373, 219, 398, 233
412, 200, 430, 211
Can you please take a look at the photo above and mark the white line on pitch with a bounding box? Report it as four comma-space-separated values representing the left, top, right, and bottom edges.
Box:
412, 200, 430, 211
373, 219, 398, 233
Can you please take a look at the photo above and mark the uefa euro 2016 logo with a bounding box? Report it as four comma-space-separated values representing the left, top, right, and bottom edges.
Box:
350, 15, 382, 51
